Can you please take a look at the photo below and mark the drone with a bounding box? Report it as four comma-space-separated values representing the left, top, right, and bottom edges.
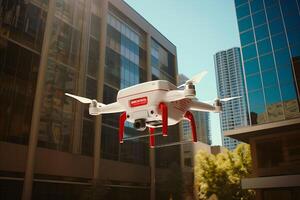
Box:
65, 71, 239, 148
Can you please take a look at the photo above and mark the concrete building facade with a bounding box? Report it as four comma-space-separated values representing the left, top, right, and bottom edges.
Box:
214, 47, 248, 150
0, 0, 180, 199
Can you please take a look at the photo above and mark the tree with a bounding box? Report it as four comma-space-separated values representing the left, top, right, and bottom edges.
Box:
194, 143, 255, 200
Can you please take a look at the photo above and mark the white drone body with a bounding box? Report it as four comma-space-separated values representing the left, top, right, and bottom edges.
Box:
66, 71, 239, 148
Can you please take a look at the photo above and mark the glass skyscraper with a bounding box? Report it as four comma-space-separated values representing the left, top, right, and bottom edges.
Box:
236, 0, 300, 125
214, 47, 248, 150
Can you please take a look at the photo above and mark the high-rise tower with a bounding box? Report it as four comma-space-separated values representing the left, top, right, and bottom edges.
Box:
214, 47, 248, 150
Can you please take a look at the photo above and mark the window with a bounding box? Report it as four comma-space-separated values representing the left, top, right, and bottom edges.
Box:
275, 48, 291, 67
265, 86, 281, 105
269, 19, 284, 35
272, 34, 288, 51
281, 83, 297, 101
250, 0, 264, 12
242, 44, 257, 61
277, 65, 294, 85
247, 74, 262, 91
266, 4, 281, 21
257, 38, 272, 55
236, 3, 250, 19
238, 16, 252, 32
244, 58, 260, 75
255, 25, 269, 41
260, 53, 275, 71
262, 69, 278, 87
240, 30, 255, 46
252, 11, 267, 27
287, 29, 300, 47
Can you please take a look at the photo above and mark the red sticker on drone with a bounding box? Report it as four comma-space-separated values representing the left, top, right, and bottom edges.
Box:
130, 97, 148, 107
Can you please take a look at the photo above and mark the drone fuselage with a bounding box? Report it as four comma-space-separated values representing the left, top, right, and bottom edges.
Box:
117, 80, 189, 129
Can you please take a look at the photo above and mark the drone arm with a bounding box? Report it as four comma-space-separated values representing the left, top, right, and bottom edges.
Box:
189, 100, 216, 112
99, 102, 125, 114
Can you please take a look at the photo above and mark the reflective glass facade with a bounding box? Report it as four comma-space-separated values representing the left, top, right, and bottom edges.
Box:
214, 47, 248, 150
235, 0, 300, 125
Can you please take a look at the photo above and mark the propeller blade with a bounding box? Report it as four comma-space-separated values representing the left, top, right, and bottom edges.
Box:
220, 96, 241, 102
164, 90, 185, 102
190, 70, 208, 85
177, 70, 208, 88
65, 93, 92, 104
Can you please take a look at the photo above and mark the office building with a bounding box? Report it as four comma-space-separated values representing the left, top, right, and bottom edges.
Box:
214, 47, 248, 150
226, 0, 300, 199
0, 0, 180, 199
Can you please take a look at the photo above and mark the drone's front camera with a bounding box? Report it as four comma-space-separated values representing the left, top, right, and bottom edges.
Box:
134, 119, 146, 131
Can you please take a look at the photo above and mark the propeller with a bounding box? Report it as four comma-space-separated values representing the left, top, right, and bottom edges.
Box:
220, 96, 241, 102
177, 70, 208, 88
203, 96, 242, 104
65, 93, 106, 107
65, 93, 93, 104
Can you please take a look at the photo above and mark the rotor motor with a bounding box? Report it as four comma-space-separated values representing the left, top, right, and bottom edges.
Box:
89, 100, 99, 115
184, 82, 196, 98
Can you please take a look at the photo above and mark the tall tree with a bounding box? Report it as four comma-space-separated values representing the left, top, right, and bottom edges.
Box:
194, 143, 255, 200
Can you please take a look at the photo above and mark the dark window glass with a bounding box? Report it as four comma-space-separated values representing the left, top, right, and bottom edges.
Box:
255, 25, 269, 41
272, 33, 288, 50
262, 69, 278, 87
281, 83, 297, 101
278, 65, 294, 85
90, 14, 101, 39
82, 119, 94, 156
242, 44, 257, 60
250, 0, 264, 12
260, 53, 275, 71
87, 37, 99, 77
291, 45, 300, 58
252, 11, 267, 27
236, 3, 250, 19
248, 89, 265, 107
280, 0, 299, 17
269, 19, 284, 35
238, 16, 252, 32
257, 38, 272, 55
275, 48, 291, 66
287, 29, 300, 46
247, 74, 262, 91
265, 0, 279, 6
244, 58, 260, 75
241, 30, 255, 46
284, 14, 300, 32
101, 125, 119, 160
265, 86, 281, 104
235, 0, 248, 7
266, 4, 281, 21
86, 77, 97, 99
103, 84, 118, 104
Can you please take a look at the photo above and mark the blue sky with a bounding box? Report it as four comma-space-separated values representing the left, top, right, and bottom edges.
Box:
124, 0, 240, 145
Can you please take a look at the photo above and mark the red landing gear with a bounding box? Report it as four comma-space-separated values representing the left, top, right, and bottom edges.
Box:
184, 111, 197, 142
119, 112, 127, 143
159, 102, 168, 136
149, 127, 155, 148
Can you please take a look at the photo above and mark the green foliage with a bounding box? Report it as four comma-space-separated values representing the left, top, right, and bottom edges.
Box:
194, 144, 255, 200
